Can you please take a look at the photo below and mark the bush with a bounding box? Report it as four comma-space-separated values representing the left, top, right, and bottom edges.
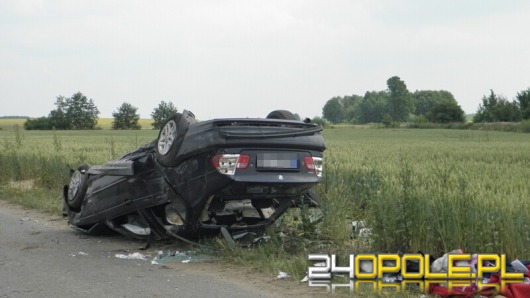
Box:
382, 114, 399, 128
310, 116, 330, 129
520, 119, 530, 133
24, 117, 52, 130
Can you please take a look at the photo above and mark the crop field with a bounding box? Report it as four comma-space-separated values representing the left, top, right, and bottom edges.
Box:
320, 129, 529, 256
0, 118, 154, 130
0, 118, 26, 130
0, 126, 529, 277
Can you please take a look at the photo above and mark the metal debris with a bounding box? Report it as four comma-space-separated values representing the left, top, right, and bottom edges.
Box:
152, 250, 214, 264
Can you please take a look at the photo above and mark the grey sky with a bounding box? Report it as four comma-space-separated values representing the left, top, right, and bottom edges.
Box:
1, 0, 529, 119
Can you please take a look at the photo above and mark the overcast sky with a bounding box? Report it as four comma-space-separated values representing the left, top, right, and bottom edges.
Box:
1, 0, 529, 119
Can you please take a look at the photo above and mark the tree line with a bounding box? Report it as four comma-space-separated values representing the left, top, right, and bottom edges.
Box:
24, 92, 178, 130
320, 76, 530, 125
22, 80, 530, 130
473, 89, 530, 122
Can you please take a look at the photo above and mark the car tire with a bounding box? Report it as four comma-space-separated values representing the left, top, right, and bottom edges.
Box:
155, 114, 184, 167
266, 110, 297, 120
67, 164, 90, 209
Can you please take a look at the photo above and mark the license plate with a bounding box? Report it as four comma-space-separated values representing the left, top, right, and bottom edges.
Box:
257, 152, 298, 169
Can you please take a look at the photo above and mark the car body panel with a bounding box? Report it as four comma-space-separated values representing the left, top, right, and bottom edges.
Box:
64, 111, 325, 241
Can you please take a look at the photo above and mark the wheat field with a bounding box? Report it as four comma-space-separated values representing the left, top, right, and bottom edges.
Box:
0, 126, 529, 262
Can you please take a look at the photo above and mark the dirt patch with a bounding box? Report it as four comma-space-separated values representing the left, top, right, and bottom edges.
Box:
0, 199, 66, 229
7, 179, 36, 191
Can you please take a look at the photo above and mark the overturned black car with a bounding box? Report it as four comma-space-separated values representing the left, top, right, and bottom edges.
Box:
63, 110, 325, 242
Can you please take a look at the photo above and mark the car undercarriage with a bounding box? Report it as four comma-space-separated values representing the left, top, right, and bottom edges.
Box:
63, 110, 326, 244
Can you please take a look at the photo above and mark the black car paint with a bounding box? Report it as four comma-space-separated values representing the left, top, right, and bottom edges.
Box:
64, 111, 325, 241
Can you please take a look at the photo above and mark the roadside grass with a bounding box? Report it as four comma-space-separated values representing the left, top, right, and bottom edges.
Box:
0, 183, 63, 214
1, 126, 529, 287
0, 128, 157, 211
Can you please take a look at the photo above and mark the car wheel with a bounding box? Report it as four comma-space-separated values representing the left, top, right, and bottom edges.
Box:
67, 164, 89, 209
156, 115, 183, 166
266, 110, 297, 120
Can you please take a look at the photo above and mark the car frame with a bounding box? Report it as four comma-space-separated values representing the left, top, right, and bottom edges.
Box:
63, 110, 326, 242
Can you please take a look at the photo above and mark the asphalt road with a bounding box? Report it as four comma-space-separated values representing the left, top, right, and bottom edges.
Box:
0, 202, 312, 298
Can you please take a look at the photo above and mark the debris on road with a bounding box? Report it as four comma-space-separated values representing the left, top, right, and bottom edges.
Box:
69, 251, 89, 257
276, 271, 290, 279
152, 250, 214, 264
115, 252, 147, 260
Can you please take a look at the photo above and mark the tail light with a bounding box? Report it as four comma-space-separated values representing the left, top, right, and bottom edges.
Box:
313, 157, 323, 178
304, 156, 315, 171
304, 156, 323, 178
212, 154, 250, 175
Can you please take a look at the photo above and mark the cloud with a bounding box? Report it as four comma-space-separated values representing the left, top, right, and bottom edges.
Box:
1, 0, 530, 118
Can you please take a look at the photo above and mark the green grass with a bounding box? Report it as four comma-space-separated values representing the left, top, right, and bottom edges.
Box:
1, 126, 529, 283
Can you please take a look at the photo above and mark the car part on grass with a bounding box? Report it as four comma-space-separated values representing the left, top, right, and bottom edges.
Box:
63, 109, 325, 244
351, 220, 372, 239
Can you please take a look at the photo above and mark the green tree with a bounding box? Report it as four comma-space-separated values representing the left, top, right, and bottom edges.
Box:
322, 97, 343, 123
23, 92, 99, 130
342, 95, 363, 123
51, 92, 100, 129
48, 107, 69, 129
322, 95, 362, 123
496, 100, 521, 122
112, 102, 141, 130
426, 101, 465, 123
151, 101, 178, 129
387, 76, 414, 122
516, 88, 530, 120
413, 90, 457, 116
474, 90, 521, 122
473, 90, 498, 122
358, 91, 389, 123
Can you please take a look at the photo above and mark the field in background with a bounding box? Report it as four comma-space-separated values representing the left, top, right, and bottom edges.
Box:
0, 118, 25, 130
95, 118, 154, 129
0, 126, 529, 278
0, 118, 154, 130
